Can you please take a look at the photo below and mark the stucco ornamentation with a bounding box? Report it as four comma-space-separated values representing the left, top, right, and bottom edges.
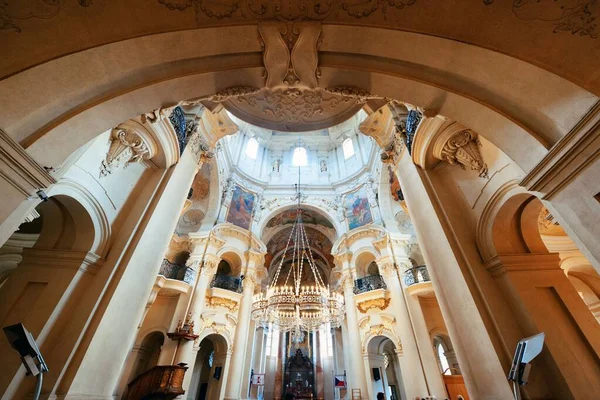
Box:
356, 297, 391, 313
157, 0, 417, 24
484, 0, 598, 39
199, 260, 218, 275
439, 129, 489, 178
99, 128, 152, 177
187, 132, 215, 164
199, 316, 232, 337
205, 296, 239, 312
324, 86, 386, 104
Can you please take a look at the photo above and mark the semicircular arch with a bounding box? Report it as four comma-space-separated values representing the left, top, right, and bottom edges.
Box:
3, 25, 592, 177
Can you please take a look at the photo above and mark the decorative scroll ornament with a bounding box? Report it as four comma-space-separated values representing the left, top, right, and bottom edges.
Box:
324, 87, 388, 104
100, 128, 153, 177
356, 297, 391, 313
182, 86, 262, 107
439, 129, 489, 178
198, 260, 218, 276
378, 262, 397, 277
157, 0, 417, 24
199, 316, 232, 337
205, 296, 239, 312
484, 0, 598, 39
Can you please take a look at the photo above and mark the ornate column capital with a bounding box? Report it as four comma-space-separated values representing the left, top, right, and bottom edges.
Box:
100, 125, 157, 177
186, 129, 215, 165
340, 270, 355, 291
197, 259, 218, 276
333, 251, 353, 268
433, 123, 489, 178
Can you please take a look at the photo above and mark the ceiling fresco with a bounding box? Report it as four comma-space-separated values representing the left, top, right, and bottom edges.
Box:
265, 208, 334, 229
265, 225, 333, 270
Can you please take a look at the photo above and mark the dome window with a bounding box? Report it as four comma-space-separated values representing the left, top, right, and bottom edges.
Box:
246, 137, 259, 159
292, 146, 307, 166
342, 138, 355, 159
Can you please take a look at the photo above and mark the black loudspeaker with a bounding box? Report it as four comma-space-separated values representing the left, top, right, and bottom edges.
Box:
372, 368, 381, 381
214, 366, 222, 380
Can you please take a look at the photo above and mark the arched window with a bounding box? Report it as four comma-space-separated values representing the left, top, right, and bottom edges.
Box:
246, 137, 259, 159
292, 146, 307, 166
436, 340, 451, 375
342, 138, 355, 159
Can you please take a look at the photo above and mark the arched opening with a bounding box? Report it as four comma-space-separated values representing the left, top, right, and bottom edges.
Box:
0, 193, 100, 398
128, 331, 165, 384
189, 334, 229, 400
354, 253, 387, 294
365, 335, 405, 400
432, 334, 461, 377
490, 194, 600, 399
211, 252, 244, 293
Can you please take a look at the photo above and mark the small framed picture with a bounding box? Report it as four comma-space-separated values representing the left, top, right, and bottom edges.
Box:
252, 373, 265, 386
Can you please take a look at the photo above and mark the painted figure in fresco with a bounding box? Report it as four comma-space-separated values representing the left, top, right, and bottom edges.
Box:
346, 188, 373, 230
226, 186, 255, 230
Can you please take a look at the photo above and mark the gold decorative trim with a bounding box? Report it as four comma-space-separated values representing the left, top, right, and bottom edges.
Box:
356, 297, 391, 313
205, 296, 239, 312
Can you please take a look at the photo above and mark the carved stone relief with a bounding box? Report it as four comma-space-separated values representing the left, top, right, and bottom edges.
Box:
433, 123, 489, 178
99, 127, 155, 177
205, 296, 239, 312
356, 297, 391, 313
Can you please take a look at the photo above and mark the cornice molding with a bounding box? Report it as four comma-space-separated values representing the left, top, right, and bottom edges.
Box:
520, 100, 600, 198
0, 128, 56, 196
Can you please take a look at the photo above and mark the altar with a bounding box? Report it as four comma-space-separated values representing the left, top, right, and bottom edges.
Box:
284, 349, 315, 399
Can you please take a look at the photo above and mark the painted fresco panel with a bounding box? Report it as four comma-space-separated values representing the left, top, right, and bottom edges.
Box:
345, 186, 373, 230
266, 208, 334, 228
226, 185, 255, 230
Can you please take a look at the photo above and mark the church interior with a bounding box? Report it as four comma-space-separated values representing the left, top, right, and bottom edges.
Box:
1, 1, 600, 400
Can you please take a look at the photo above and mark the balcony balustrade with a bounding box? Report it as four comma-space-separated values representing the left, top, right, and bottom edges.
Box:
210, 273, 243, 293
353, 274, 387, 294
158, 259, 195, 285
403, 265, 430, 286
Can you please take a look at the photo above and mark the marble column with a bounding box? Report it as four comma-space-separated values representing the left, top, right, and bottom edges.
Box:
341, 272, 369, 398
377, 261, 429, 399
63, 150, 202, 398
224, 273, 257, 399
174, 255, 219, 391
400, 276, 448, 398
393, 150, 514, 399
249, 327, 266, 399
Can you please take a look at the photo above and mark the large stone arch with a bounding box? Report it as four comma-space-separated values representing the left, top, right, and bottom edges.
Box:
1, 25, 594, 173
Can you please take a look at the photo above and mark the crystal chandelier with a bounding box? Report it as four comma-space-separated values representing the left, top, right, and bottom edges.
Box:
251, 172, 344, 340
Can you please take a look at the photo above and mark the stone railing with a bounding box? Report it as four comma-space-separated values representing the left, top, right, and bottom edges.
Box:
353, 274, 387, 294
125, 365, 187, 400
210, 273, 243, 293
158, 259, 195, 285
403, 265, 430, 286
